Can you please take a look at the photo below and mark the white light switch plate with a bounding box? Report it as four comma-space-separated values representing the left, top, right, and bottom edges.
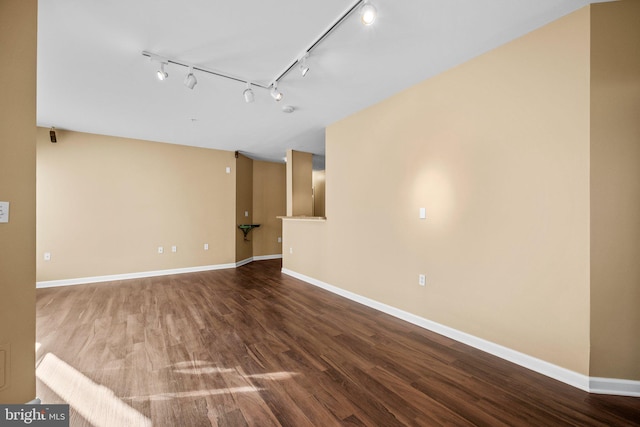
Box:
419, 207, 426, 219
0, 201, 9, 223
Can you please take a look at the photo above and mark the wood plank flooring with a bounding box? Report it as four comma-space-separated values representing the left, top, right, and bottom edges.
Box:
36, 260, 640, 426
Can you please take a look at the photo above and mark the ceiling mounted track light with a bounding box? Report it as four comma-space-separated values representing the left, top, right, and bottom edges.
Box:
184, 67, 197, 89
361, 1, 377, 25
142, 0, 377, 102
270, 83, 283, 102
243, 82, 255, 103
143, 51, 269, 88
270, 0, 376, 84
299, 54, 310, 77
156, 62, 168, 81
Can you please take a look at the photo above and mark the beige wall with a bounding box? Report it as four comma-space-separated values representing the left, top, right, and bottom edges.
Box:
37, 129, 236, 281
37, 133, 285, 278
313, 170, 326, 217
590, 0, 640, 380
0, 0, 37, 403
235, 154, 253, 262
253, 160, 285, 257
286, 150, 313, 216
284, 8, 592, 375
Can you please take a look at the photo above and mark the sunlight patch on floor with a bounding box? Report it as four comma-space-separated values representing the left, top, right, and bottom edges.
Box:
128, 386, 262, 401
246, 371, 299, 381
36, 353, 152, 427
172, 360, 235, 375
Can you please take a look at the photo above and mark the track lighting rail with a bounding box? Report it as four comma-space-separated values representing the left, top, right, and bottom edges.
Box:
142, 0, 375, 102
272, 0, 366, 84
141, 51, 270, 89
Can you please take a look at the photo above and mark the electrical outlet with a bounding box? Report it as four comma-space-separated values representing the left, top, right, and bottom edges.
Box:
158, 246, 164, 254
44, 252, 51, 261
419, 274, 426, 286
204, 243, 209, 250
171, 245, 177, 253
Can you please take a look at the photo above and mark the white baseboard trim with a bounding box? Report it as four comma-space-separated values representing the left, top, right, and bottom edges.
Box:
282, 268, 640, 397
590, 377, 640, 397
36, 255, 284, 289
253, 254, 283, 261
235, 255, 281, 266
36, 263, 237, 288
235, 258, 253, 268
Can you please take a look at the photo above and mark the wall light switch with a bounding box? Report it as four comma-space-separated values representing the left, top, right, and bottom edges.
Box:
204, 243, 209, 250
419, 274, 426, 286
244, 211, 249, 217
226, 167, 231, 174
277, 237, 282, 243
44, 252, 51, 261
419, 207, 426, 220
171, 245, 177, 253
0, 201, 9, 223
289, 247, 293, 254
158, 246, 164, 254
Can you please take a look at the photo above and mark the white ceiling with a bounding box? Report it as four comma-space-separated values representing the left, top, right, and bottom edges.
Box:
37, 0, 595, 169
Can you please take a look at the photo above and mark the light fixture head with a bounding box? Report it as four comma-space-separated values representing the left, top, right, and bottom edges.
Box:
361, 1, 377, 25
270, 82, 283, 101
156, 62, 168, 81
299, 54, 310, 77
184, 67, 197, 89
243, 82, 255, 103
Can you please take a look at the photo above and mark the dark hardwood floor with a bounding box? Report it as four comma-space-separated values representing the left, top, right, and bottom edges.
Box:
36, 260, 639, 426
